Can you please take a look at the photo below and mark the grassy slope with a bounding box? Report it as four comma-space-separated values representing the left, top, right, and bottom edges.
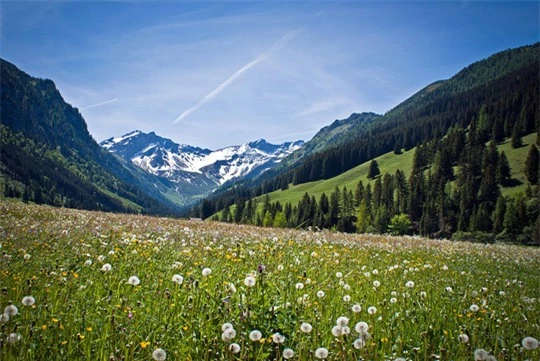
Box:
249, 133, 536, 210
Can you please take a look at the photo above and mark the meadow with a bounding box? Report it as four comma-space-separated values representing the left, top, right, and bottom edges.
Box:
0, 201, 538, 360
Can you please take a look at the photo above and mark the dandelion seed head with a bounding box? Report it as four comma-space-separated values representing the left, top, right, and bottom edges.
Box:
353, 338, 365, 349
221, 328, 236, 341
152, 348, 167, 361
272, 332, 285, 344
4, 305, 18, 316
229, 343, 241, 353
390, 297, 397, 304
522, 336, 538, 350
0, 313, 9, 323
406, 281, 414, 288
295, 282, 304, 290
470, 304, 480, 312
249, 330, 262, 341
458, 333, 469, 343
317, 290, 325, 298
172, 274, 183, 285
336, 272, 343, 278
101, 263, 112, 272
244, 276, 256, 287
283, 348, 295, 359
343, 295, 351, 302
84, 259, 92, 266
355, 321, 369, 333
127, 276, 140, 286
373, 280, 380, 288
22, 296, 35, 307
352, 304, 362, 313
300, 322, 313, 333
367, 306, 377, 315
336, 316, 349, 326
6, 333, 21, 344
221, 322, 234, 332
315, 347, 329, 359
202, 268, 212, 276
474, 348, 489, 360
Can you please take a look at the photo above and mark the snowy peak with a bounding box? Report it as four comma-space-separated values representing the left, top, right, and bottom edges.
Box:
100, 131, 304, 187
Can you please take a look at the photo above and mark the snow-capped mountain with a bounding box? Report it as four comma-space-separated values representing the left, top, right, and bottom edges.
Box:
100, 130, 304, 190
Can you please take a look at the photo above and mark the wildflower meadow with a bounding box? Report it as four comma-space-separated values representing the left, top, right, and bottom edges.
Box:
0, 201, 538, 360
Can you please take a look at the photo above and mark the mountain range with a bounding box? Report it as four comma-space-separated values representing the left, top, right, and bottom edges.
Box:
100, 131, 303, 204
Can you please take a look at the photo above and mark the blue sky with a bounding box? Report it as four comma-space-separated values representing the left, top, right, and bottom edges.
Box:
1, 1, 538, 149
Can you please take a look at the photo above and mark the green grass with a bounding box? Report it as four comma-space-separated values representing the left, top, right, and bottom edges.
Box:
1, 200, 539, 360
498, 133, 537, 197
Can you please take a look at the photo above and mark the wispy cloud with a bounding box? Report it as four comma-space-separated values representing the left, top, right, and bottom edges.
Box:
80, 98, 119, 110
173, 30, 300, 124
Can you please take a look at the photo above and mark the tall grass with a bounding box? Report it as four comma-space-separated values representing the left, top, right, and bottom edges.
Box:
0, 201, 538, 360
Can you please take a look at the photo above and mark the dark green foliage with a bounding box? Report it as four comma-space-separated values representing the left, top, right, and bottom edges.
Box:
524, 144, 539, 185
368, 160, 380, 179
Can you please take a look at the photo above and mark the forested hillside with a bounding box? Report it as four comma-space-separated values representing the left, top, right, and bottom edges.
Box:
194, 43, 539, 243
0, 59, 180, 215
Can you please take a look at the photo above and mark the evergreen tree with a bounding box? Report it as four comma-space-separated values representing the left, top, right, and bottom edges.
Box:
263, 211, 273, 227
355, 200, 370, 233
511, 123, 523, 148
329, 187, 341, 227
388, 213, 411, 236
274, 211, 287, 228
524, 144, 539, 185
221, 205, 230, 223
394, 169, 409, 214
496, 151, 511, 185
492, 196, 506, 234
354, 181, 365, 207
368, 160, 380, 179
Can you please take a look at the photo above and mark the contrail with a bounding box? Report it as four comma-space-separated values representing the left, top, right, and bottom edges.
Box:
173, 30, 300, 124
80, 98, 119, 110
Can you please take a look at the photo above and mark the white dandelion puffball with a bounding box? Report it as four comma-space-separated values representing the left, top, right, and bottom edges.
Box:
6, 333, 21, 344
249, 330, 262, 341
300, 322, 313, 333
367, 306, 377, 315
272, 333, 285, 344
222, 328, 236, 341
221, 322, 234, 331
372, 269, 379, 275
445, 286, 453, 293
277, 264, 284, 271
283, 348, 295, 359
470, 304, 480, 312
172, 274, 184, 285
420, 291, 427, 298
244, 276, 256, 287
0, 313, 9, 323
84, 259, 92, 266
471, 290, 478, 297
390, 297, 397, 304
336, 316, 349, 326
152, 348, 167, 361
295, 282, 304, 290
332, 325, 343, 337
22, 296, 35, 307
23, 254, 31, 260
202, 268, 212, 276
343, 295, 351, 302
355, 321, 369, 333
352, 304, 361, 313
458, 333, 469, 343
522, 336, 539, 350
4, 305, 18, 316
405, 280, 414, 288
373, 280, 381, 288
101, 263, 112, 272
474, 348, 489, 360
353, 338, 365, 349
317, 290, 325, 298
127, 276, 140, 286
336, 272, 343, 278
315, 347, 329, 359
229, 343, 241, 353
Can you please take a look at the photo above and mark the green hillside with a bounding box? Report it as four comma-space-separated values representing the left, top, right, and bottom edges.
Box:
219, 133, 536, 218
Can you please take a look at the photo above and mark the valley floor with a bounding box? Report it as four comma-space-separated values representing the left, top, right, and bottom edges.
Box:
0, 200, 539, 360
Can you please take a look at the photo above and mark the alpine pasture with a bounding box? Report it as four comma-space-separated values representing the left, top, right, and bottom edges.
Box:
0, 201, 538, 360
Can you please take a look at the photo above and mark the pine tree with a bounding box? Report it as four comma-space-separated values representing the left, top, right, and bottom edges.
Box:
368, 160, 380, 179
524, 144, 539, 185
263, 211, 273, 227
274, 211, 287, 228
355, 200, 370, 233
511, 123, 523, 148
329, 187, 341, 227
492, 196, 506, 234
496, 151, 511, 185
